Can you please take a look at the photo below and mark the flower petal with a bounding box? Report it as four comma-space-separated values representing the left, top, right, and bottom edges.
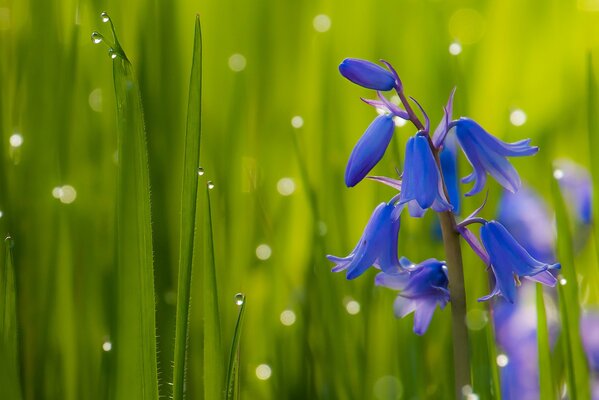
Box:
413, 299, 438, 335
393, 296, 417, 318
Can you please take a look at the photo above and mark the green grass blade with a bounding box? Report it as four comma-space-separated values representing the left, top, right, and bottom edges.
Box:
0, 236, 22, 400
536, 284, 556, 400
225, 294, 246, 400
203, 183, 223, 399
551, 173, 590, 400
173, 15, 203, 400
103, 15, 159, 400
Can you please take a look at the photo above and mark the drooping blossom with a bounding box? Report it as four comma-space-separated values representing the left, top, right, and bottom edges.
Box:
399, 134, 452, 217
479, 221, 559, 303
453, 118, 538, 196
327, 201, 402, 279
345, 114, 395, 187
376, 258, 449, 335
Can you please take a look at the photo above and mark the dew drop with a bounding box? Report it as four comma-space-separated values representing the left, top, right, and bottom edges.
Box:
0, 211, 4, 218
108, 48, 118, 59
255, 364, 272, 380
560, 277, 567, 286
291, 116, 304, 128
496, 354, 509, 367
207, 181, 215, 189
197, 167, 205, 176
256, 244, 272, 260
234, 293, 245, 305
5, 235, 14, 248
313, 14, 331, 32
280, 310, 296, 326
100, 11, 110, 23
449, 41, 462, 55
510, 109, 527, 126
102, 341, 112, 352
91, 31, 104, 44
9, 133, 23, 148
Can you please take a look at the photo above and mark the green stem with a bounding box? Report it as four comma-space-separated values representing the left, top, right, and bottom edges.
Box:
438, 211, 471, 397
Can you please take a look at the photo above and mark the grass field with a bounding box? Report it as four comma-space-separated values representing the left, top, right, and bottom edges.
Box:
1, 0, 599, 399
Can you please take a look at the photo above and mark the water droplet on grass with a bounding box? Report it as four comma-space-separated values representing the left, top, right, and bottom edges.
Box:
100, 11, 110, 23
197, 167, 205, 176
91, 31, 104, 44
5, 235, 14, 248
109, 48, 118, 59
207, 181, 215, 189
234, 293, 245, 305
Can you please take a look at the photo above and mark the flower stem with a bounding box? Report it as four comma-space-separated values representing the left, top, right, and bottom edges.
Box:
438, 211, 472, 398
398, 88, 471, 397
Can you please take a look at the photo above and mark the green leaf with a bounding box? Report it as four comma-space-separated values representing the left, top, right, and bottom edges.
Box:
202, 183, 223, 399
225, 294, 246, 400
536, 283, 557, 400
0, 236, 22, 400
172, 15, 203, 400
551, 172, 590, 400
105, 15, 159, 400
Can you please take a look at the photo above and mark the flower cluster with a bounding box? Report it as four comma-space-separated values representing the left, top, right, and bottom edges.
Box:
328, 58, 560, 334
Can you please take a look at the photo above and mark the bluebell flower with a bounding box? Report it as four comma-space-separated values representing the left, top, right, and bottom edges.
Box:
440, 133, 461, 214
399, 134, 452, 217
453, 118, 538, 196
339, 58, 397, 91
327, 201, 402, 279
345, 114, 395, 187
498, 187, 556, 264
376, 258, 449, 335
479, 221, 560, 303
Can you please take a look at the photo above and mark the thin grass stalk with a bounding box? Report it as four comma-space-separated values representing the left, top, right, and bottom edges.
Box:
0, 236, 22, 400
225, 294, 246, 400
172, 15, 203, 400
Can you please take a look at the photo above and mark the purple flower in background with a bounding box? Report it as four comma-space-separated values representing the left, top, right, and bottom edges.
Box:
376, 258, 449, 335
399, 134, 452, 217
493, 284, 559, 400
479, 221, 559, 303
345, 114, 395, 187
327, 201, 402, 279
339, 58, 398, 91
453, 118, 538, 196
498, 187, 556, 264
581, 311, 599, 371
555, 159, 593, 225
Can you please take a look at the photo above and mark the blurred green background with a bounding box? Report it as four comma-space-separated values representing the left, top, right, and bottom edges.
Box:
2, 0, 599, 398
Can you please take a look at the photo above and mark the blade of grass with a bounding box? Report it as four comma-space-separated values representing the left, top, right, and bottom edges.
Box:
100, 14, 159, 400
551, 172, 590, 400
203, 183, 223, 399
225, 293, 246, 400
536, 283, 556, 400
172, 15, 203, 400
0, 236, 22, 400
